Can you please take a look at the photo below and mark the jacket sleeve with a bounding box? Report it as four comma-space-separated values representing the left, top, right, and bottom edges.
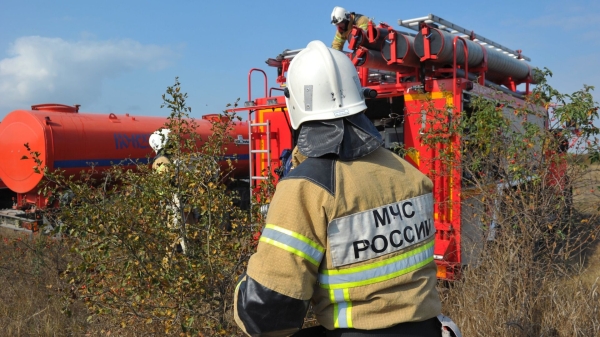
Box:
152, 155, 170, 173
234, 176, 332, 336
332, 30, 345, 51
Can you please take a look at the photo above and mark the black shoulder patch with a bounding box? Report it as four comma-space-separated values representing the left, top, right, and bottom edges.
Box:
283, 157, 336, 196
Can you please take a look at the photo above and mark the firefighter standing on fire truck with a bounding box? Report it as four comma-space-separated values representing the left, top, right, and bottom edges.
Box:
330, 6, 369, 51
234, 40, 459, 336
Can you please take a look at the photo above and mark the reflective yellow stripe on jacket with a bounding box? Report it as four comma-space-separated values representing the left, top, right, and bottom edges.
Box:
319, 240, 434, 289
260, 224, 325, 266
330, 288, 353, 328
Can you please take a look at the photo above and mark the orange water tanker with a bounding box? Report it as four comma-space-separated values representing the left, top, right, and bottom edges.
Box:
0, 104, 249, 197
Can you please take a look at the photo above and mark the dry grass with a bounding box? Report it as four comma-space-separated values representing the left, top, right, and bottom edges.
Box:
572, 162, 600, 287
0, 231, 89, 336
440, 244, 600, 336
0, 231, 172, 336
440, 162, 600, 336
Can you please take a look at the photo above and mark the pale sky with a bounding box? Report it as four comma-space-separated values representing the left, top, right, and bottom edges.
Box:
1, 0, 598, 119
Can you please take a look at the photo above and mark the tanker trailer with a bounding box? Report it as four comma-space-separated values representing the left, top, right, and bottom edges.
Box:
0, 103, 249, 230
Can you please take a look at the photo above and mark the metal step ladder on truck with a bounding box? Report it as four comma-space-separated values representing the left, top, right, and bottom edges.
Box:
231, 14, 553, 280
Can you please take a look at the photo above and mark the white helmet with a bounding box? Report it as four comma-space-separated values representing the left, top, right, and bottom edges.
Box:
331, 6, 350, 25
149, 128, 171, 153
284, 40, 366, 129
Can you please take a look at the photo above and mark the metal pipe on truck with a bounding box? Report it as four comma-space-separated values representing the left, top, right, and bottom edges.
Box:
413, 27, 535, 84
381, 32, 420, 68
352, 47, 415, 73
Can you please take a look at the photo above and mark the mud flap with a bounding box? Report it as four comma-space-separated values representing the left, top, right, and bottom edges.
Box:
438, 314, 462, 337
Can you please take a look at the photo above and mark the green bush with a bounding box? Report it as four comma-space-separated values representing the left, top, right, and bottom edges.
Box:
33, 78, 256, 335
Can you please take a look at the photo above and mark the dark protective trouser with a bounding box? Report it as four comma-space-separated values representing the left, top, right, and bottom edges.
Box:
292, 317, 442, 337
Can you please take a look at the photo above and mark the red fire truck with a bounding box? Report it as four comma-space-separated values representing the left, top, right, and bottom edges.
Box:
232, 14, 547, 280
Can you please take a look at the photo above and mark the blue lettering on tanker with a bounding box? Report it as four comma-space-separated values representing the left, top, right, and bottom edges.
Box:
114, 133, 151, 150
54, 158, 151, 169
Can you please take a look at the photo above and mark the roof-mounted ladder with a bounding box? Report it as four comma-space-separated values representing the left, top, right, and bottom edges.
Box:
398, 13, 531, 61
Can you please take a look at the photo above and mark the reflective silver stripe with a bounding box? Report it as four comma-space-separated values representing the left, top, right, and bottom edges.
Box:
260, 225, 324, 266
331, 289, 353, 328
328, 193, 434, 267
319, 240, 434, 289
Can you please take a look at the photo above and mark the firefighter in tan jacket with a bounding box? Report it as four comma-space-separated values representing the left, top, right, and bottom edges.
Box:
234, 40, 454, 336
331, 6, 369, 51
150, 129, 172, 173
150, 129, 190, 256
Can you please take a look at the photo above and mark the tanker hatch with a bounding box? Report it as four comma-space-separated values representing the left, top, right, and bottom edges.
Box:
31, 104, 80, 113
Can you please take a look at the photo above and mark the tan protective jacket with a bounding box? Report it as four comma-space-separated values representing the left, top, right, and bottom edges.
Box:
152, 154, 171, 173
332, 13, 370, 51
235, 147, 441, 335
